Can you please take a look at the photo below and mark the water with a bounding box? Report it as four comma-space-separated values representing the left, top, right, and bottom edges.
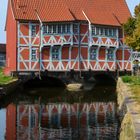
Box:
0, 85, 119, 140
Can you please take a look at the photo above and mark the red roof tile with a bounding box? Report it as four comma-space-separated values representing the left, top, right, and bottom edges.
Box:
11, 0, 131, 26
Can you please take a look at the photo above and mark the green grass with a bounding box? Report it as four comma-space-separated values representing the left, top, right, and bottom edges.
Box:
0, 68, 17, 85
130, 85, 140, 103
122, 76, 140, 103
122, 76, 140, 85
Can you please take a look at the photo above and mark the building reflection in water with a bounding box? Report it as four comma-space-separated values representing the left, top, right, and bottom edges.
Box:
6, 102, 118, 140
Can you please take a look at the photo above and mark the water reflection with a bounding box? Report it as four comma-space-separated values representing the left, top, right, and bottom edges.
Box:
1, 85, 119, 140
6, 102, 118, 140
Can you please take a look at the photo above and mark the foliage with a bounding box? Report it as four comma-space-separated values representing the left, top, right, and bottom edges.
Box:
122, 76, 140, 103
0, 68, 16, 85
123, 3, 140, 51
121, 76, 140, 85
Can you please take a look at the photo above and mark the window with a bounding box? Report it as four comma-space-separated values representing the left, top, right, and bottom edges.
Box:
100, 28, 104, 35
0, 54, 5, 60
96, 27, 100, 35
74, 24, 78, 34
62, 25, 66, 33
48, 25, 52, 34
43, 24, 71, 35
43, 25, 48, 34
92, 26, 117, 37
31, 25, 36, 36
58, 25, 62, 34
113, 29, 117, 37
31, 49, 37, 61
107, 48, 114, 61
105, 28, 108, 36
53, 25, 57, 33
52, 46, 60, 60
67, 24, 71, 33
109, 29, 112, 36
90, 47, 97, 60
92, 26, 95, 35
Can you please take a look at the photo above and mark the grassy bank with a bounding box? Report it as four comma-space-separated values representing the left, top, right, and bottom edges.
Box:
0, 68, 17, 85
122, 76, 140, 103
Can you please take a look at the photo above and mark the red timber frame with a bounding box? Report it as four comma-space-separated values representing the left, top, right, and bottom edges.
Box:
17, 21, 132, 73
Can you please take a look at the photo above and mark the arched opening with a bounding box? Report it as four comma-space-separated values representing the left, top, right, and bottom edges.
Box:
94, 73, 116, 86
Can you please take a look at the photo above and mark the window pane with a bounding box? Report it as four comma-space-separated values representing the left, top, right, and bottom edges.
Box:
113, 29, 117, 37
73, 24, 78, 34
105, 28, 108, 36
31, 49, 37, 60
43, 25, 48, 34
52, 46, 60, 60
58, 25, 62, 34
92, 26, 95, 35
53, 25, 57, 34
90, 47, 97, 60
48, 25, 52, 34
96, 27, 99, 35
100, 28, 104, 36
109, 29, 112, 36
31, 25, 36, 36
107, 49, 114, 60
67, 24, 71, 33
62, 25, 66, 33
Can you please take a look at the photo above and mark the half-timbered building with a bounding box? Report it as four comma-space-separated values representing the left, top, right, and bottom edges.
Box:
5, 0, 132, 78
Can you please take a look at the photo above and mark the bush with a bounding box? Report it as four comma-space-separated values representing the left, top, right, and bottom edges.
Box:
122, 76, 140, 85
122, 76, 134, 83
0, 68, 16, 85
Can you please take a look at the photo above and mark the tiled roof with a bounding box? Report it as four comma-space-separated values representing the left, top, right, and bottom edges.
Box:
0, 44, 6, 53
11, 0, 131, 26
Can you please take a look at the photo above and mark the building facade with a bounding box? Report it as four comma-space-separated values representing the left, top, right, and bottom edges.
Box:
0, 44, 6, 67
5, 0, 132, 77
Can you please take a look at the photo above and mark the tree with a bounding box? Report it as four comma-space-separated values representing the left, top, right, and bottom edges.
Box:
123, 3, 140, 51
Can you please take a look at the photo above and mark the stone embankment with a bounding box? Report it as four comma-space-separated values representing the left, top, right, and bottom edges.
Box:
117, 78, 140, 140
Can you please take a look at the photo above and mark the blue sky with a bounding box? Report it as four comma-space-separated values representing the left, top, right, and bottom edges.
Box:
0, 0, 140, 43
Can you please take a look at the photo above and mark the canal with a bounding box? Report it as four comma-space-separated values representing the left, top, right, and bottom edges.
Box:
0, 83, 119, 140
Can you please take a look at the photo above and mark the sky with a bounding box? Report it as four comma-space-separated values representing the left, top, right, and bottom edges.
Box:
0, 0, 140, 43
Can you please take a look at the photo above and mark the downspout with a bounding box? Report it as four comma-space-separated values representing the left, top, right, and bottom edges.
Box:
78, 22, 81, 77
82, 11, 92, 47
82, 11, 92, 70
35, 10, 43, 79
